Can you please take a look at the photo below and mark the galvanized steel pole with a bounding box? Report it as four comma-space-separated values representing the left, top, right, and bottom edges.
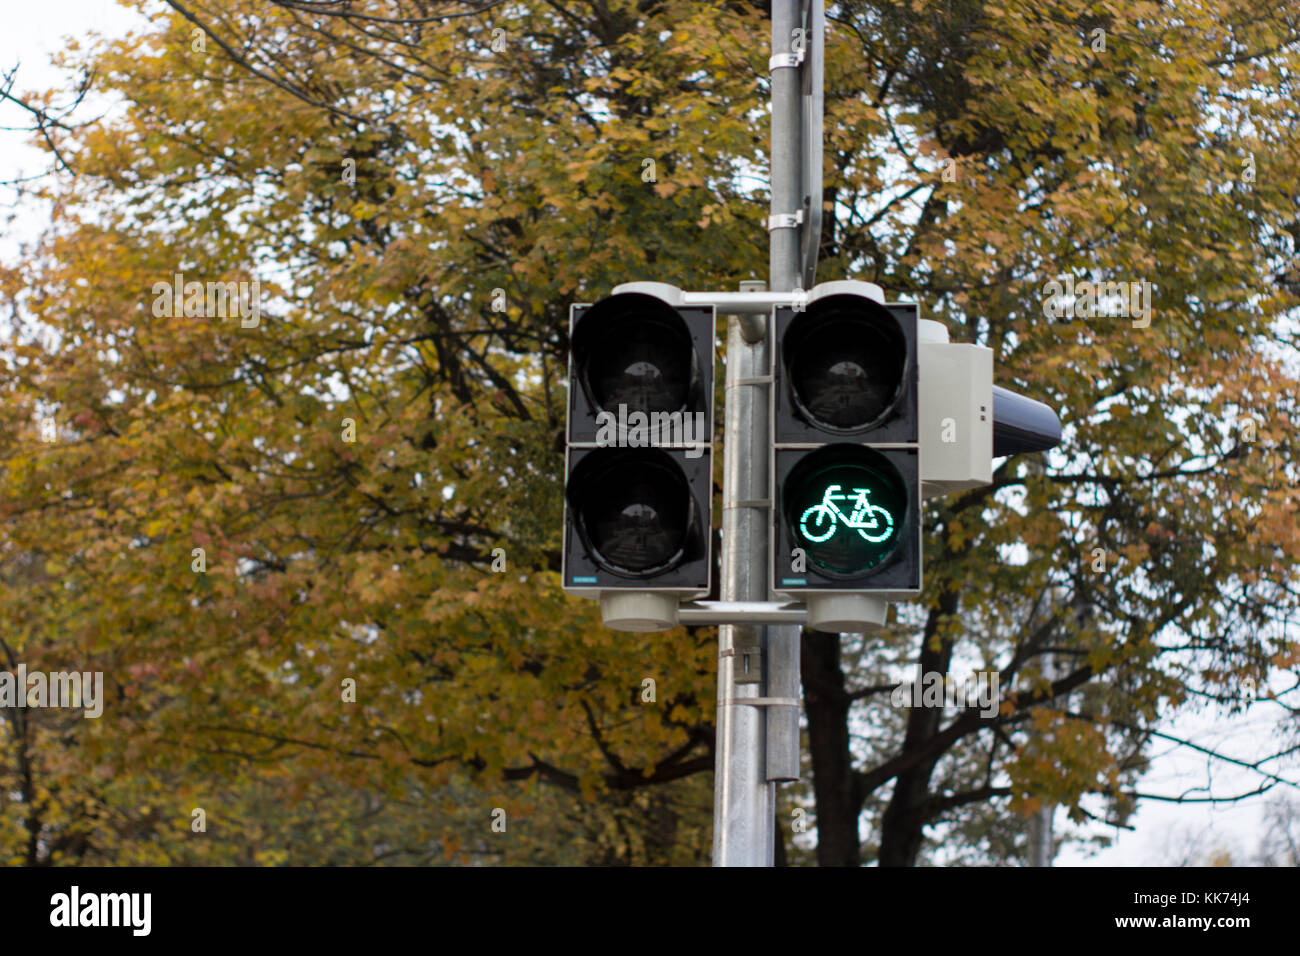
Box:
712, 279, 773, 867
712, 0, 805, 867
763, 0, 807, 795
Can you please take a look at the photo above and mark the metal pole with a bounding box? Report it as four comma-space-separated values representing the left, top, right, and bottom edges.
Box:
1028, 805, 1054, 867
712, 0, 804, 868
769, 0, 802, 295
763, 0, 806, 794
1028, 653, 1056, 866
713, 283, 773, 866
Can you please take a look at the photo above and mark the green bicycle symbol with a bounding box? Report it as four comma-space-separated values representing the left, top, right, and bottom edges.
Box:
799, 485, 894, 544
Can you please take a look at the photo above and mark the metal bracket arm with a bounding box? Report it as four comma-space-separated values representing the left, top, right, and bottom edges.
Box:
679, 601, 807, 624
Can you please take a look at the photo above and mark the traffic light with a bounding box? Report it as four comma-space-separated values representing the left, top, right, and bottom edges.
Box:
562, 285, 715, 630
771, 281, 921, 628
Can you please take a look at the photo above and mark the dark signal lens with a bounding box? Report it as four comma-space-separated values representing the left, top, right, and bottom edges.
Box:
575, 295, 696, 416
571, 449, 693, 576
784, 297, 907, 431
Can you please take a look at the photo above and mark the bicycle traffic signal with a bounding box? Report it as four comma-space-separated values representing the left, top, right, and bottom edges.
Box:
562, 286, 715, 628
771, 282, 921, 622
558, 280, 1059, 634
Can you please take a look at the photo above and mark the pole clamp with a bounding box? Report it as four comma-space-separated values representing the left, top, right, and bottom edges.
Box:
725, 644, 762, 685
727, 697, 802, 708
769, 51, 804, 71
766, 210, 804, 232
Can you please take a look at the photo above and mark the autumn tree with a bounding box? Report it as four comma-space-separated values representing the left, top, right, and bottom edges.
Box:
2, 0, 759, 864
796, 0, 1300, 865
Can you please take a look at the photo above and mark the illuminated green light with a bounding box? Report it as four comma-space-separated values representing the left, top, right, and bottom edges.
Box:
799, 485, 894, 544
784, 446, 907, 574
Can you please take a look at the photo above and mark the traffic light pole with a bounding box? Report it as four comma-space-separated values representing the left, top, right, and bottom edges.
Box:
762, 0, 807, 840
712, 0, 809, 868
713, 287, 775, 866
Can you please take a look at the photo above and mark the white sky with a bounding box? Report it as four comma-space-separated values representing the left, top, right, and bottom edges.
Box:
1, 0, 1294, 867
0, 0, 159, 259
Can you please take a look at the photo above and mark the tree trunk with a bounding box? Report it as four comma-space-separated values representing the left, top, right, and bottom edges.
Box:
801, 628, 861, 866
877, 592, 959, 866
